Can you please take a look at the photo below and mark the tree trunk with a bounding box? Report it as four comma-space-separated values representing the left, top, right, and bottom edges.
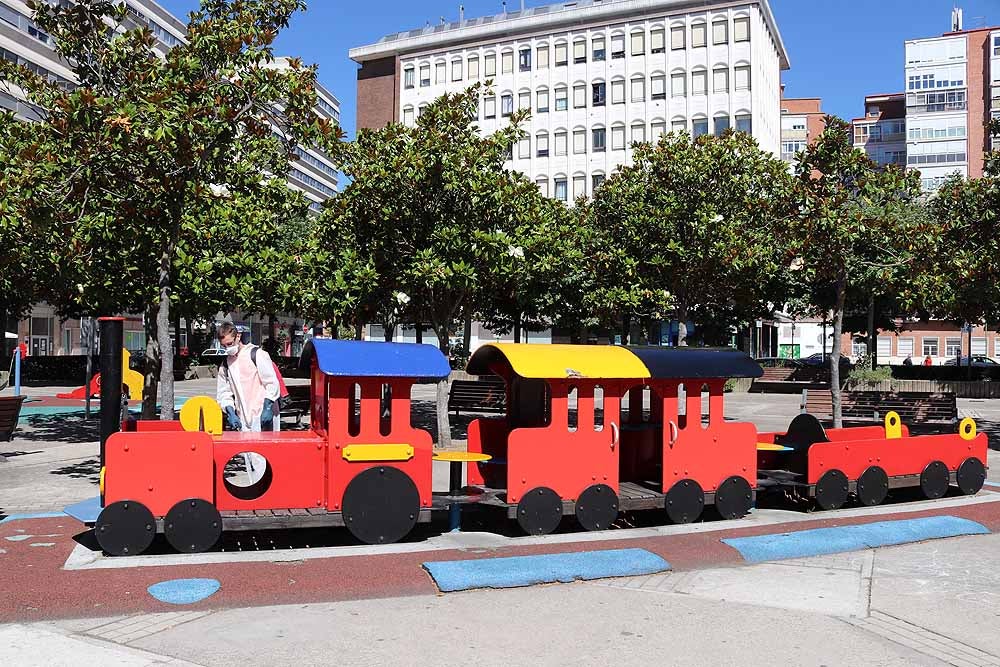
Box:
513, 311, 522, 343
415, 322, 423, 345
84, 316, 93, 419
677, 307, 689, 347
463, 314, 472, 352
967, 325, 974, 381
830, 278, 847, 429
383, 321, 395, 342
867, 296, 876, 368
621, 314, 631, 345
141, 304, 159, 420
649, 320, 660, 346
269, 314, 278, 348
157, 247, 175, 420
354, 320, 363, 341
435, 329, 451, 449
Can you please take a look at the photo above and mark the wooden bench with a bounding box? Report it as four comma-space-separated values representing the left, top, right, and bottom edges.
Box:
448, 377, 506, 416
752, 365, 830, 393
280, 384, 310, 427
801, 388, 957, 425
0, 395, 26, 441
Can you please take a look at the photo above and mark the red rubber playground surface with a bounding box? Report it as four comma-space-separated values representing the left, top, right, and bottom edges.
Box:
3, 496, 1000, 623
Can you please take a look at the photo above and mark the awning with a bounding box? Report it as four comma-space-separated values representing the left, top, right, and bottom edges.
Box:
466, 343, 650, 380
300, 339, 450, 381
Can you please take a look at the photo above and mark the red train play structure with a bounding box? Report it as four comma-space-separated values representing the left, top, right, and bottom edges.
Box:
91, 340, 988, 556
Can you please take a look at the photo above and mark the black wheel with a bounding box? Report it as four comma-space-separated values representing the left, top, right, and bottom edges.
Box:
856, 466, 889, 507
714, 476, 753, 520
956, 457, 986, 496
342, 466, 420, 544
164, 498, 222, 553
815, 469, 850, 511
575, 484, 619, 531
516, 487, 563, 535
920, 460, 950, 500
95, 500, 156, 557
665, 479, 705, 524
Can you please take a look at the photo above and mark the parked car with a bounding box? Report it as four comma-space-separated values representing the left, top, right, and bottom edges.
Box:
800, 353, 852, 367
944, 355, 1000, 367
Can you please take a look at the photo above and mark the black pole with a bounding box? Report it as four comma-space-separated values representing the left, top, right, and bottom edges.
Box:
84, 317, 93, 419
99, 317, 124, 471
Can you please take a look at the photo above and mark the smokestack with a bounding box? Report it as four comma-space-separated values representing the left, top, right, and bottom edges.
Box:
460, 4, 464, 21
952, 7, 963, 31
521, 0, 525, 10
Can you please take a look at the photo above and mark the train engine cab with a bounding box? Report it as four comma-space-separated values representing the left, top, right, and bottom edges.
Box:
463, 344, 764, 535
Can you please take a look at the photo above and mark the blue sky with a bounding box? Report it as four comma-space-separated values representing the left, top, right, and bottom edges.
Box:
153, 0, 997, 138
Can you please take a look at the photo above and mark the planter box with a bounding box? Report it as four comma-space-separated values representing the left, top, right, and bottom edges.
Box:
850, 379, 1000, 399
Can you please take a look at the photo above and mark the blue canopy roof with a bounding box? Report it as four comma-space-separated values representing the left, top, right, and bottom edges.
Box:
300, 339, 451, 380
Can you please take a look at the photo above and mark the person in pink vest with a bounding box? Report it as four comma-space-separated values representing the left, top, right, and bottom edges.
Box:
215, 322, 280, 432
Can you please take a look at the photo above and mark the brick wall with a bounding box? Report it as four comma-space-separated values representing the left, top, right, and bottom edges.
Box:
356, 56, 399, 131
965, 29, 991, 178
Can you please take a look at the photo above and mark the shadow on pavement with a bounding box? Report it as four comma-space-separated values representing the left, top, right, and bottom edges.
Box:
16, 414, 99, 444
50, 458, 101, 483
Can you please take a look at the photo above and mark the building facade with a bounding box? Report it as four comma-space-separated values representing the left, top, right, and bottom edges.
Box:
779, 88, 824, 165
852, 93, 906, 168
350, 0, 789, 202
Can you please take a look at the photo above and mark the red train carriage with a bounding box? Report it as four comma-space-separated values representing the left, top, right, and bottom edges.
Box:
93, 339, 450, 556
463, 344, 765, 534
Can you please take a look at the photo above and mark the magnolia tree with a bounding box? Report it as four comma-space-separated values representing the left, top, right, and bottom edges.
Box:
0, 0, 337, 417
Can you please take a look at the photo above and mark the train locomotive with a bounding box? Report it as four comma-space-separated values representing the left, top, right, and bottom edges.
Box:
91, 340, 988, 556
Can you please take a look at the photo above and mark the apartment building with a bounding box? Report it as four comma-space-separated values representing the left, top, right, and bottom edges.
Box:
779, 88, 824, 166
350, 0, 789, 202
1, 0, 339, 355
852, 93, 906, 168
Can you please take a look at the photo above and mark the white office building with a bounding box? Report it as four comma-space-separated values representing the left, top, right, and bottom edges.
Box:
350, 0, 789, 201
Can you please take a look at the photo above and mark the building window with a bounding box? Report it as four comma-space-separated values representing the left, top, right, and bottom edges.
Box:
651, 120, 666, 141
631, 31, 644, 56
592, 173, 606, 190
537, 88, 550, 112
519, 90, 531, 110
611, 80, 625, 104
611, 125, 626, 150
692, 69, 707, 95
713, 67, 729, 93
573, 84, 586, 108
555, 43, 568, 66
554, 178, 568, 201
651, 74, 666, 100
593, 127, 606, 152
537, 133, 549, 157
693, 118, 709, 137
994, 35, 1000, 56
573, 174, 586, 198
611, 34, 625, 59
573, 129, 586, 154
671, 72, 686, 97
631, 76, 645, 102
452, 59, 463, 82
973, 337, 987, 355
736, 114, 752, 134
519, 49, 531, 72
537, 46, 550, 69
735, 65, 751, 91
555, 130, 568, 156
555, 86, 568, 111
593, 36, 606, 61
714, 114, 730, 135
923, 337, 939, 357
501, 51, 514, 74
875, 337, 893, 359
404, 67, 415, 89
671, 25, 685, 50
485, 54, 496, 76
536, 177, 549, 197
501, 94, 513, 117
945, 337, 961, 357
418, 103, 428, 118
897, 337, 914, 358
435, 62, 446, 84
518, 137, 530, 159
734, 16, 750, 42
574, 40, 586, 64
484, 96, 496, 119
651, 28, 665, 54
712, 19, 728, 45
419, 64, 430, 87
672, 117, 687, 133
631, 122, 646, 144
402, 106, 414, 125
468, 57, 479, 79
692, 23, 707, 48
593, 82, 606, 106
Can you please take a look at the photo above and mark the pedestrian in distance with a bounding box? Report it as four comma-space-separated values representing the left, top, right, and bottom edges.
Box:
903, 355, 913, 366
215, 322, 280, 432
923, 355, 933, 367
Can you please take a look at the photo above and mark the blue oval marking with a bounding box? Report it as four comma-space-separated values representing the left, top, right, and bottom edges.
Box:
147, 578, 220, 605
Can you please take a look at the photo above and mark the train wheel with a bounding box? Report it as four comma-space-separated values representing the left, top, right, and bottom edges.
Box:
164, 498, 222, 553
714, 476, 753, 520
575, 484, 618, 531
95, 500, 156, 557
956, 457, 987, 496
665, 479, 705, 524
856, 466, 889, 507
517, 487, 562, 535
920, 460, 950, 500
815, 469, 850, 511
342, 466, 420, 545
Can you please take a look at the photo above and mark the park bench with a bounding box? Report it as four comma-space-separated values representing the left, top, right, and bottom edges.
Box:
279, 384, 310, 428
0, 395, 26, 441
752, 365, 830, 393
448, 377, 506, 416
801, 388, 957, 425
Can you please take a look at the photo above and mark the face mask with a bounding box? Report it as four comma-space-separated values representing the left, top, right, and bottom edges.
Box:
224, 344, 239, 356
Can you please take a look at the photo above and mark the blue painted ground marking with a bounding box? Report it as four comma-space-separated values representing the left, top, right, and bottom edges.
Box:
423, 548, 670, 592
723, 515, 989, 563
148, 579, 221, 605
64, 496, 102, 524
0, 512, 66, 524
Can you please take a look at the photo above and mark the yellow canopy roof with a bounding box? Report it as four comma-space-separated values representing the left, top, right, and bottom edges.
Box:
466, 343, 651, 380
